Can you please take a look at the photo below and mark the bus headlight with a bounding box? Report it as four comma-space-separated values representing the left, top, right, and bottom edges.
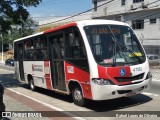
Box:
92, 78, 112, 85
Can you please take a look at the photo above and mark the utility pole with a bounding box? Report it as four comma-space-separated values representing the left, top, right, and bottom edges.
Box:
141, 34, 144, 45
0, 34, 4, 63
0, 26, 4, 63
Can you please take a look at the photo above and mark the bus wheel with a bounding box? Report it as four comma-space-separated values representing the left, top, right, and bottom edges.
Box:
29, 78, 36, 91
72, 85, 86, 107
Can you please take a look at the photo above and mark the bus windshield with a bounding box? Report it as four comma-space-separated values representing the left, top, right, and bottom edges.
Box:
84, 25, 146, 66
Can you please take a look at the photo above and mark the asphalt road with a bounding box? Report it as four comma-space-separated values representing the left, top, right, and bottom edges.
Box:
0, 64, 160, 120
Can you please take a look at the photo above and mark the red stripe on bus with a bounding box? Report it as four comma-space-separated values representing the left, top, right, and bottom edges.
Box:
64, 61, 92, 99
44, 61, 52, 90
97, 65, 119, 85
45, 74, 52, 90
44, 23, 77, 34
44, 61, 49, 67
98, 65, 131, 85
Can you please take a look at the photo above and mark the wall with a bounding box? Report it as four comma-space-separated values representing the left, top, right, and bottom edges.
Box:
92, 0, 160, 54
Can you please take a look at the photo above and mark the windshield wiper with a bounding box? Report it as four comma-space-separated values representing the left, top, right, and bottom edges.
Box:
108, 25, 129, 66
107, 25, 142, 64
118, 45, 143, 63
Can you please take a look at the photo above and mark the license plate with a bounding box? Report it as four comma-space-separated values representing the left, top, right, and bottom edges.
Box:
126, 92, 136, 97
132, 87, 143, 92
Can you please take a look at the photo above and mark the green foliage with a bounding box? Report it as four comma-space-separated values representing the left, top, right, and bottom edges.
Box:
3, 17, 38, 44
0, 0, 42, 33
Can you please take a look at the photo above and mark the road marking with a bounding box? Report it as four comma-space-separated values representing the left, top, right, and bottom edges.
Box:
142, 92, 159, 97
7, 88, 85, 120
0, 69, 14, 73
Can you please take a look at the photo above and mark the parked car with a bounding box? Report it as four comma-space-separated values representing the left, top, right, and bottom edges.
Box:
0, 83, 5, 112
5, 58, 14, 66
147, 54, 160, 66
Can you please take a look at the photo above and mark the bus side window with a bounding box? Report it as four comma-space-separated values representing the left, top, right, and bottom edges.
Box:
34, 36, 46, 48
65, 33, 74, 58
53, 39, 61, 59
72, 37, 80, 58
66, 31, 86, 59
52, 34, 64, 59
65, 28, 88, 71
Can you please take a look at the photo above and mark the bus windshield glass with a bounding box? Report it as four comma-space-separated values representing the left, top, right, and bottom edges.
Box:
84, 25, 146, 66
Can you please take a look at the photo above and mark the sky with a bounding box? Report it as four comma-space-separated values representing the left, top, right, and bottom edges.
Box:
27, 0, 92, 22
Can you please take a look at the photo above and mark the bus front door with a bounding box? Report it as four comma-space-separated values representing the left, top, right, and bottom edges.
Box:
49, 34, 66, 91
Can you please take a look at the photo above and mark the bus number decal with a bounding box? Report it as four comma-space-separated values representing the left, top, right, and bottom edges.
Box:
133, 67, 142, 72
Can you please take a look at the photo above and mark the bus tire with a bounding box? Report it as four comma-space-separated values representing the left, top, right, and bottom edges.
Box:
29, 78, 36, 91
72, 85, 86, 107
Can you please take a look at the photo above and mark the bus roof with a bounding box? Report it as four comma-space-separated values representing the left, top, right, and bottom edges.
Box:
44, 22, 77, 34
14, 22, 77, 42
76, 19, 128, 26
14, 20, 128, 42
14, 32, 44, 42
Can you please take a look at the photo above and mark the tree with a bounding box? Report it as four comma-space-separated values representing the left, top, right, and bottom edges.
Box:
0, 0, 42, 34
3, 17, 38, 44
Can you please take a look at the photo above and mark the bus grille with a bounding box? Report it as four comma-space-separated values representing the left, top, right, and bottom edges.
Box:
117, 86, 144, 94
114, 73, 144, 83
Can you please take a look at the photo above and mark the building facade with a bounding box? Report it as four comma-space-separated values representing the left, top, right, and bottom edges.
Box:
92, 0, 160, 55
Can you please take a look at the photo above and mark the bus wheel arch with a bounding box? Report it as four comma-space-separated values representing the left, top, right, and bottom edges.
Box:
28, 75, 36, 91
68, 81, 86, 107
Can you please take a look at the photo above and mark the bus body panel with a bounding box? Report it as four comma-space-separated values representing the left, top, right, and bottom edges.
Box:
14, 20, 152, 103
90, 78, 151, 100
64, 61, 92, 99
23, 61, 52, 90
90, 62, 151, 100
75, 20, 151, 101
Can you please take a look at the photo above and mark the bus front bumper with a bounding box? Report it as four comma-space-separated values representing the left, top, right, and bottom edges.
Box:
91, 78, 151, 101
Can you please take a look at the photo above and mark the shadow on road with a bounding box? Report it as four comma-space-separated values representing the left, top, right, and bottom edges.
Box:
20, 84, 73, 103
20, 83, 153, 114
0, 74, 20, 88
85, 94, 152, 111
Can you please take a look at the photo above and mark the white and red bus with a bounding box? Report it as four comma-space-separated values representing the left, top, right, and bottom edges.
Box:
14, 20, 152, 106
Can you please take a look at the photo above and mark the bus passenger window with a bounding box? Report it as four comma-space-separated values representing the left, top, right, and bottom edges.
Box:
66, 31, 86, 59
25, 41, 32, 50
35, 36, 46, 48
52, 35, 64, 59
24, 51, 30, 59
65, 28, 88, 71
30, 50, 36, 60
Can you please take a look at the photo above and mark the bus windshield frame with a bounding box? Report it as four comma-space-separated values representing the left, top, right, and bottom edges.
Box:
84, 24, 146, 66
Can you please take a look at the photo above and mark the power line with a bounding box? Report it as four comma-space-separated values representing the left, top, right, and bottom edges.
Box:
31, 1, 121, 20
31, 1, 121, 19
41, 0, 115, 25
40, 0, 81, 6
89, 0, 160, 20
37, 0, 160, 25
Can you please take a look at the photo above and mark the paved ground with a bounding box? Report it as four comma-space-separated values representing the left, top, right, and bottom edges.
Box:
150, 68, 160, 80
